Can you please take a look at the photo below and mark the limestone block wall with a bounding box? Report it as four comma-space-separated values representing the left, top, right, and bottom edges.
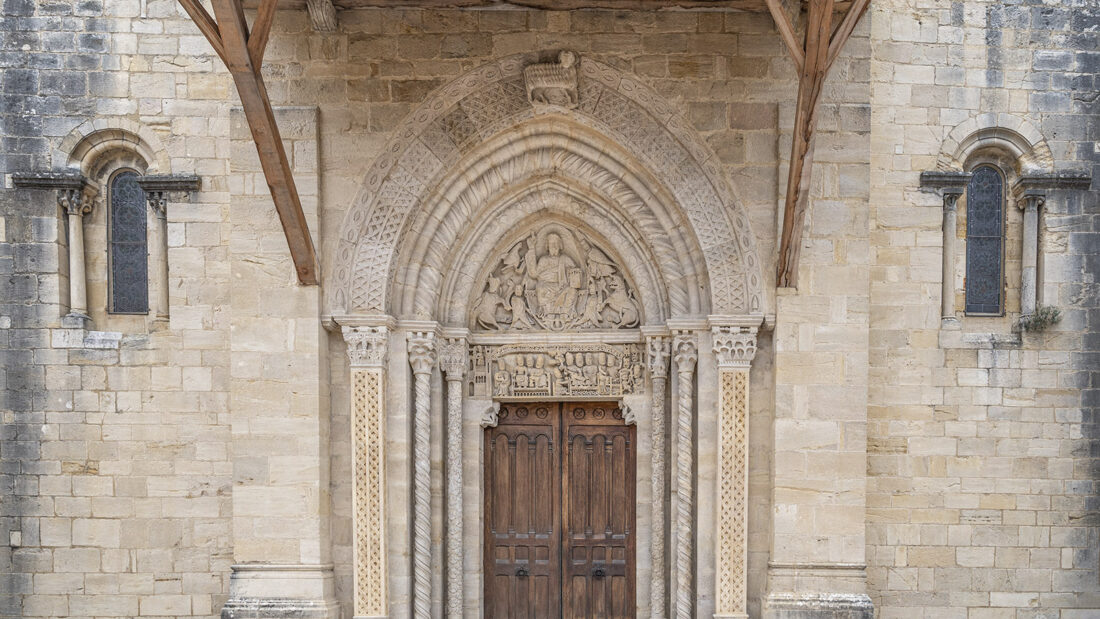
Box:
866, 1, 1100, 617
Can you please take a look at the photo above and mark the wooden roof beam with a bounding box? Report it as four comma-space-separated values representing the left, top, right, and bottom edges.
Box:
177, 0, 319, 285
773, 0, 869, 288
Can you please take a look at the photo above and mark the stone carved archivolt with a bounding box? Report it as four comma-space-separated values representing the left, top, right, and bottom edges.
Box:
468, 343, 644, 399
342, 326, 388, 618
329, 52, 765, 319
473, 224, 641, 331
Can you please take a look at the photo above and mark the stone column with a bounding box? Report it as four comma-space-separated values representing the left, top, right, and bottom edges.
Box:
939, 188, 963, 324
406, 330, 437, 619
918, 171, 970, 328
58, 187, 94, 320
1017, 191, 1044, 318
646, 334, 671, 618
136, 175, 200, 323
712, 326, 758, 619
672, 332, 698, 619
343, 326, 390, 619
438, 333, 468, 619
145, 191, 171, 321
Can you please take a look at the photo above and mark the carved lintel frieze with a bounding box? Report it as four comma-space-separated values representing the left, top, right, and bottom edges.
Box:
712, 326, 758, 369
524, 50, 579, 109
343, 325, 388, 368
468, 342, 644, 399
407, 331, 437, 375
480, 402, 501, 428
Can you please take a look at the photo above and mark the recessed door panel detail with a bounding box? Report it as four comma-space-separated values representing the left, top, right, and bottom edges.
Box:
485, 403, 636, 618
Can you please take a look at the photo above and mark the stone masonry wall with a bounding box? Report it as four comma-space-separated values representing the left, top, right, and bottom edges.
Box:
867, 1, 1100, 617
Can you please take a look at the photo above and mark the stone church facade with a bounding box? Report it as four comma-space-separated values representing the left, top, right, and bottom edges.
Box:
1, 1, 1098, 618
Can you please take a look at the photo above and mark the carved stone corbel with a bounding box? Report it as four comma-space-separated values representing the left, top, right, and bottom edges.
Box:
480, 402, 501, 429
524, 50, 579, 110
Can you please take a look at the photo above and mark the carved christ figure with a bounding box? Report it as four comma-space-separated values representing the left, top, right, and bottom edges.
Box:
526, 233, 580, 316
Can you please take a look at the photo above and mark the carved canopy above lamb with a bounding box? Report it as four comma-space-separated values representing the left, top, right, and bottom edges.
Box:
471, 224, 642, 332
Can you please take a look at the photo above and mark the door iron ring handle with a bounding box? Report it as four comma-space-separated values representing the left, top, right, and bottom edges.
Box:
592, 568, 606, 579
516, 567, 529, 578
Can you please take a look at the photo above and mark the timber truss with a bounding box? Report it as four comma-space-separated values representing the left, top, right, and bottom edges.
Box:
176, 0, 868, 289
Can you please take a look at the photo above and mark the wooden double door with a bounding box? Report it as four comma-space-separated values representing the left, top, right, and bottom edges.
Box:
485, 402, 636, 618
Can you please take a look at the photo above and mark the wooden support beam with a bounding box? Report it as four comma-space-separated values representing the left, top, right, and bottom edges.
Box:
764, 0, 804, 71
773, 0, 869, 288
176, 0, 229, 66
248, 0, 278, 68
177, 0, 319, 285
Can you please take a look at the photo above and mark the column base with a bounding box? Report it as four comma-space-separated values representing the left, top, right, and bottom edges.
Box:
220, 564, 341, 619
764, 563, 873, 619
61, 312, 91, 329
763, 593, 873, 619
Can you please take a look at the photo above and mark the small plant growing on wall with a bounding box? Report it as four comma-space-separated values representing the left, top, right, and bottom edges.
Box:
1019, 305, 1062, 332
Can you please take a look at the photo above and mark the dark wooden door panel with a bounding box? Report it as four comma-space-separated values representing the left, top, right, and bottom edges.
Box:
562, 404, 636, 619
485, 403, 561, 618
485, 402, 634, 619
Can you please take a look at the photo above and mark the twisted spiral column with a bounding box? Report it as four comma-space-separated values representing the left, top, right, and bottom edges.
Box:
439, 336, 468, 619
672, 333, 698, 619
407, 331, 437, 619
647, 335, 671, 618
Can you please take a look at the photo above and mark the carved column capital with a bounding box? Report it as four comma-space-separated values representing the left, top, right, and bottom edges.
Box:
712, 326, 758, 369
406, 331, 437, 376
1016, 191, 1045, 213
672, 332, 698, 371
439, 336, 468, 379
343, 326, 388, 368
942, 189, 963, 213
59, 186, 95, 216
145, 190, 169, 218
647, 335, 671, 380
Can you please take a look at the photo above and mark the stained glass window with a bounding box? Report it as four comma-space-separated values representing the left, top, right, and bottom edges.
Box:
109, 170, 148, 314
965, 165, 1004, 315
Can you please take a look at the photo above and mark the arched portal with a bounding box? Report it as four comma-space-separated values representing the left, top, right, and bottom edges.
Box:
334, 51, 763, 619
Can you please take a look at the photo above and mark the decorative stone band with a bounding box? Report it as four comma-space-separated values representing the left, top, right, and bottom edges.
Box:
671, 332, 698, 619
405, 330, 437, 619
12, 171, 98, 215
712, 326, 757, 618
645, 334, 671, 618
342, 326, 390, 618
438, 333, 467, 619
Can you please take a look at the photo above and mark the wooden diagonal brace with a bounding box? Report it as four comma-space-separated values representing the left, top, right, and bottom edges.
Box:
771, 0, 870, 288
177, 0, 319, 285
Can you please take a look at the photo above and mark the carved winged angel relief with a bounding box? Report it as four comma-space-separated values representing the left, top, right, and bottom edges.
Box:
472, 225, 642, 331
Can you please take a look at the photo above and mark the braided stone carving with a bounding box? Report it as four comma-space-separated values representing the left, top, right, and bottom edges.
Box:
342, 326, 389, 617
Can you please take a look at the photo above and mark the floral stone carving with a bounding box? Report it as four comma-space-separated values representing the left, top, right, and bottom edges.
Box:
468, 343, 644, 399
472, 224, 641, 331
